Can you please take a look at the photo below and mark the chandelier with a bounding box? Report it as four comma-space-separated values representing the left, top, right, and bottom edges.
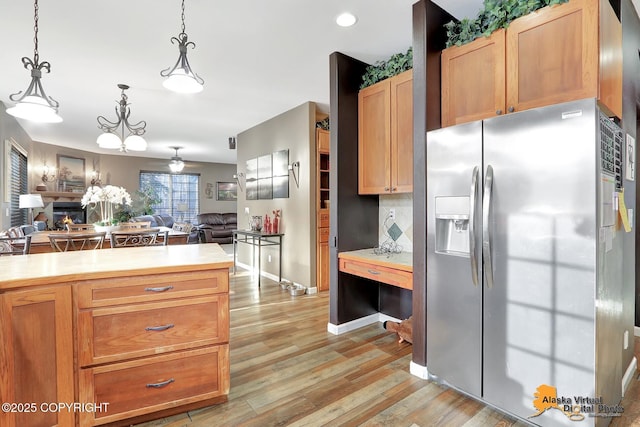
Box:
6, 0, 62, 123
96, 84, 147, 152
169, 146, 185, 173
161, 0, 204, 94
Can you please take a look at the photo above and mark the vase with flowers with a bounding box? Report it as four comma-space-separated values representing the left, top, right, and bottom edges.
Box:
81, 185, 132, 232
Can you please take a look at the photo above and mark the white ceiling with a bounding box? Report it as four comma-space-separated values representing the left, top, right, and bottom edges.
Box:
2, 0, 636, 165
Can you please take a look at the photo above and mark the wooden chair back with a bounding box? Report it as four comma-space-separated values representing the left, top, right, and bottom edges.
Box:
66, 223, 96, 232
48, 232, 107, 252
109, 229, 169, 248
172, 222, 193, 233
119, 221, 151, 229
0, 235, 32, 255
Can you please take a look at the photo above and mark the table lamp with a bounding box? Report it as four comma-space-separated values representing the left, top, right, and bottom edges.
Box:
19, 194, 44, 225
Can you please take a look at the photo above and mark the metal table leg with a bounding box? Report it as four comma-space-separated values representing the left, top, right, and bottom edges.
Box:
278, 235, 282, 283
232, 234, 237, 274
257, 235, 262, 287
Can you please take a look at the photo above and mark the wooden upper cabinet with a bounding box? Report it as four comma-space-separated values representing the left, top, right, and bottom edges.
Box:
317, 128, 330, 153
359, 69, 413, 194
391, 70, 414, 193
441, 0, 622, 127
441, 29, 506, 128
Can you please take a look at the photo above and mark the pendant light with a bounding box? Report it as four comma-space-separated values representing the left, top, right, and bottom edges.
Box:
96, 84, 147, 152
169, 146, 185, 173
6, 0, 62, 123
161, 0, 204, 94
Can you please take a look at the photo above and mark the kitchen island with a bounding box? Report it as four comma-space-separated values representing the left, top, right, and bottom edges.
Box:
0, 243, 232, 427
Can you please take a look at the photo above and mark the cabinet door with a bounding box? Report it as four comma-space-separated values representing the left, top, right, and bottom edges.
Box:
441, 29, 506, 127
506, 0, 598, 113
317, 128, 330, 153
359, 79, 391, 194
0, 286, 74, 427
317, 232, 330, 292
391, 70, 413, 193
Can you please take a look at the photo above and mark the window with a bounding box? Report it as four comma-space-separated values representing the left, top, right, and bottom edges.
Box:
7, 140, 28, 227
139, 171, 200, 224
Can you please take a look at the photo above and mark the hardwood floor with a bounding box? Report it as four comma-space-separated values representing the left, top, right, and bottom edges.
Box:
135, 268, 640, 427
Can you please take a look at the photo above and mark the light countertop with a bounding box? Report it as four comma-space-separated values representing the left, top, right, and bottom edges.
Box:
338, 248, 413, 272
0, 243, 232, 291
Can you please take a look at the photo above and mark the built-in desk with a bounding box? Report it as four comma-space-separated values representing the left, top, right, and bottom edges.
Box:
338, 248, 413, 290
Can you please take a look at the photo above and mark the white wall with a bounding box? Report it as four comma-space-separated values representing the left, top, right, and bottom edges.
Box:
236, 102, 316, 288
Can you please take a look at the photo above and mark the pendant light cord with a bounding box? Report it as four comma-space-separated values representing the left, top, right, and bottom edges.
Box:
33, 0, 39, 63
180, 0, 186, 34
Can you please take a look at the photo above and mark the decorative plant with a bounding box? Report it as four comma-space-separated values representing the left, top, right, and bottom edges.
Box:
360, 47, 413, 90
316, 117, 330, 130
133, 186, 162, 216
81, 185, 132, 225
444, 0, 569, 48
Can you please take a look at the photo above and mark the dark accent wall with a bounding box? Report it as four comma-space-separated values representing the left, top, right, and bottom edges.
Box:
411, 0, 454, 368
329, 52, 380, 325
621, 1, 640, 335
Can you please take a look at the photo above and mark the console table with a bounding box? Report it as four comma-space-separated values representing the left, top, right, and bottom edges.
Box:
232, 230, 284, 287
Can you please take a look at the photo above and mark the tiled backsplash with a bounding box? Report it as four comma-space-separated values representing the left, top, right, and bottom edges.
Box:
379, 193, 413, 253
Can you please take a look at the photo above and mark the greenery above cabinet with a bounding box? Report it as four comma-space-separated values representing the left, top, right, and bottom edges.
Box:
360, 48, 412, 90
444, 0, 569, 48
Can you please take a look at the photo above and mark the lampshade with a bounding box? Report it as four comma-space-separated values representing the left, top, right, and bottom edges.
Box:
19, 194, 44, 209
168, 146, 185, 173
7, 95, 63, 123
163, 69, 204, 94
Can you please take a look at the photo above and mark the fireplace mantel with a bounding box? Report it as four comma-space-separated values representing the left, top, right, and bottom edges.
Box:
38, 191, 83, 203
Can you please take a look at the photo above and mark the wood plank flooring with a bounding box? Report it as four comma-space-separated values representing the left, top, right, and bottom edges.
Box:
135, 268, 640, 427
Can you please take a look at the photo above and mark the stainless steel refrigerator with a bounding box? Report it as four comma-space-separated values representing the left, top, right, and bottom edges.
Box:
426, 98, 626, 426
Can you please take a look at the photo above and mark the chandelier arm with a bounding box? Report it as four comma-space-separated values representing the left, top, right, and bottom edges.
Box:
33, 76, 59, 107
179, 55, 204, 84
21, 57, 36, 70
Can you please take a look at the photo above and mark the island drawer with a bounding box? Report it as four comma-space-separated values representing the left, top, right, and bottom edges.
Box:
339, 258, 413, 290
79, 345, 229, 426
317, 210, 329, 228
76, 269, 229, 308
78, 295, 229, 366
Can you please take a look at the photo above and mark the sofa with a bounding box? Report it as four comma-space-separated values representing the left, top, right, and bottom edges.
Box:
197, 213, 237, 244
131, 213, 199, 243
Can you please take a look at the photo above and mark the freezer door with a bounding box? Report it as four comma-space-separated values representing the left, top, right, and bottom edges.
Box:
426, 120, 483, 397
483, 99, 597, 426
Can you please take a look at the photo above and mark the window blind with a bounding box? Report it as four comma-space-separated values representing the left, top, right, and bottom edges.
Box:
9, 144, 28, 227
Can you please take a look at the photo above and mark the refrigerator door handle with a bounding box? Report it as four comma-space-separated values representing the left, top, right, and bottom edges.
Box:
469, 166, 479, 286
483, 165, 495, 289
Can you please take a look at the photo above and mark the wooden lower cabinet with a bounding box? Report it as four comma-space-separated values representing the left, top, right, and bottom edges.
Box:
75, 268, 230, 426
78, 346, 229, 426
0, 286, 74, 427
317, 227, 329, 292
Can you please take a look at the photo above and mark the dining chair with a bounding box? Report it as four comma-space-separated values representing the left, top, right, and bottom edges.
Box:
66, 223, 95, 232
0, 235, 32, 255
118, 221, 151, 229
109, 229, 169, 248
49, 232, 107, 252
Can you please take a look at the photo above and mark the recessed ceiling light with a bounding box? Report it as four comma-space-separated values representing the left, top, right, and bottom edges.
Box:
336, 12, 357, 27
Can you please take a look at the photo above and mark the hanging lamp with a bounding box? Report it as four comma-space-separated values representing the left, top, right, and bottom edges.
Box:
161, 0, 204, 94
169, 146, 185, 173
7, 0, 62, 123
96, 84, 147, 152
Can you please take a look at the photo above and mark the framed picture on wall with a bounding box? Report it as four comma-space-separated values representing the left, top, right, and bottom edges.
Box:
246, 158, 258, 200
216, 181, 237, 201
57, 154, 85, 192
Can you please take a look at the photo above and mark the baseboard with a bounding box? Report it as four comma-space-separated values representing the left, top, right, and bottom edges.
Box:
327, 313, 401, 335
622, 356, 637, 397
235, 261, 309, 291
634, 326, 640, 337
410, 361, 430, 380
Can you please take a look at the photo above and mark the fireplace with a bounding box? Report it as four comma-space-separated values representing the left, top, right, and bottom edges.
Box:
52, 202, 86, 230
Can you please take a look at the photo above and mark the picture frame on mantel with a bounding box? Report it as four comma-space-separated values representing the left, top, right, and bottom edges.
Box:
57, 154, 85, 193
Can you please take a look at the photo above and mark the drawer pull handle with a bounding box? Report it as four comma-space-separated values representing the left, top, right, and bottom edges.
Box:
144, 286, 174, 292
146, 378, 175, 389
367, 269, 380, 275
145, 324, 174, 332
